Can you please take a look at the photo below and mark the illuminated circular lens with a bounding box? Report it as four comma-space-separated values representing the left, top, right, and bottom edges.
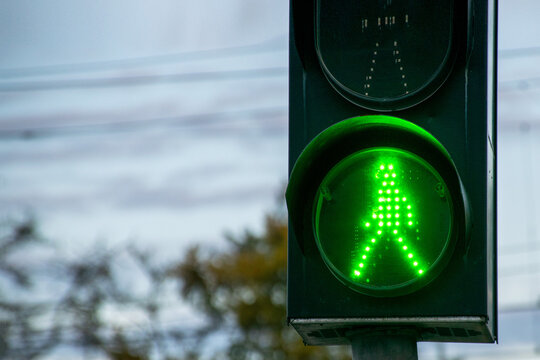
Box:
313, 147, 453, 296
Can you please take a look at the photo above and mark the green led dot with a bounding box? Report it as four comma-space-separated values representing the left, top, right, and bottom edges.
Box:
395, 205, 399, 210
371, 238, 376, 243
393, 229, 398, 234
360, 263, 364, 268
418, 270, 424, 275
387, 197, 391, 202
408, 253, 413, 258
395, 197, 400, 202
383, 182, 387, 186
379, 190, 383, 194
398, 237, 403, 242
366, 222, 371, 227
408, 213, 412, 218
354, 270, 361, 276
408, 221, 413, 226
403, 197, 407, 201
387, 222, 391, 226
403, 246, 408, 250
362, 255, 367, 259
379, 214, 384, 219
366, 279, 370, 283
384, 173, 389, 178
392, 173, 396, 178
395, 213, 400, 218
377, 230, 382, 235
407, 205, 411, 209
378, 221, 383, 227
395, 189, 399, 194
380, 165, 385, 170
387, 205, 391, 210
372, 214, 377, 219
386, 214, 391, 218
390, 181, 395, 186
366, 247, 370, 251
389, 164, 394, 170
413, 261, 418, 266
395, 221, 400, 226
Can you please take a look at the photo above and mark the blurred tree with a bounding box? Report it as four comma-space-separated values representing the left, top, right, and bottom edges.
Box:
169, 215, 350, 360
0, 214, 350, 360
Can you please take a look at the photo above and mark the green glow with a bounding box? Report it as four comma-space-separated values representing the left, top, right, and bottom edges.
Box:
313, 146, 454, 295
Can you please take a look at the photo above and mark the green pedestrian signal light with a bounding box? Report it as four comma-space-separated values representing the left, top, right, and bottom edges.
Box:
287, 115, 468, 297
313, 148, 453, 296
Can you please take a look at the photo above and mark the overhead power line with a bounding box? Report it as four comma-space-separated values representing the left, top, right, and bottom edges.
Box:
499, 46, 540, 58
498, 76, 540, 92
0, 106, 287, 140
0, 35, 287, 79
0, 66, 287, 92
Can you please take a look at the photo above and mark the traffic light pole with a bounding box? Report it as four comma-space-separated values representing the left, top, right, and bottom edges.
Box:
350, 332, 418, 360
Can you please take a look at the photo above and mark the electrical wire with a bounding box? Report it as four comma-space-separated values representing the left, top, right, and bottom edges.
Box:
0, 106, 287, 140
0, 35, 287, 79
0, 66, 287, 92
499, 46, 540, 59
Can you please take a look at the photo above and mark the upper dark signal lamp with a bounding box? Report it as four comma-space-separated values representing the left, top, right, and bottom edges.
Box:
316, 0, 457, 110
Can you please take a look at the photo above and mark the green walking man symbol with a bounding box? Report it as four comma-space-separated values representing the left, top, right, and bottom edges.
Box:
352, 161, 425, 284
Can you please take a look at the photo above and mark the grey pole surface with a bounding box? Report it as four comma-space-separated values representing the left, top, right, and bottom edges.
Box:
350, 333, 418, 360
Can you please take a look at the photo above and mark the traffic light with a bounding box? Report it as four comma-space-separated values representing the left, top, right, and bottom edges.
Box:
286, 0, 497, 345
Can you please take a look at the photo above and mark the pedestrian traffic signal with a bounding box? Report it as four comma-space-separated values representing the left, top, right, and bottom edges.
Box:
286, 0, 497, 345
